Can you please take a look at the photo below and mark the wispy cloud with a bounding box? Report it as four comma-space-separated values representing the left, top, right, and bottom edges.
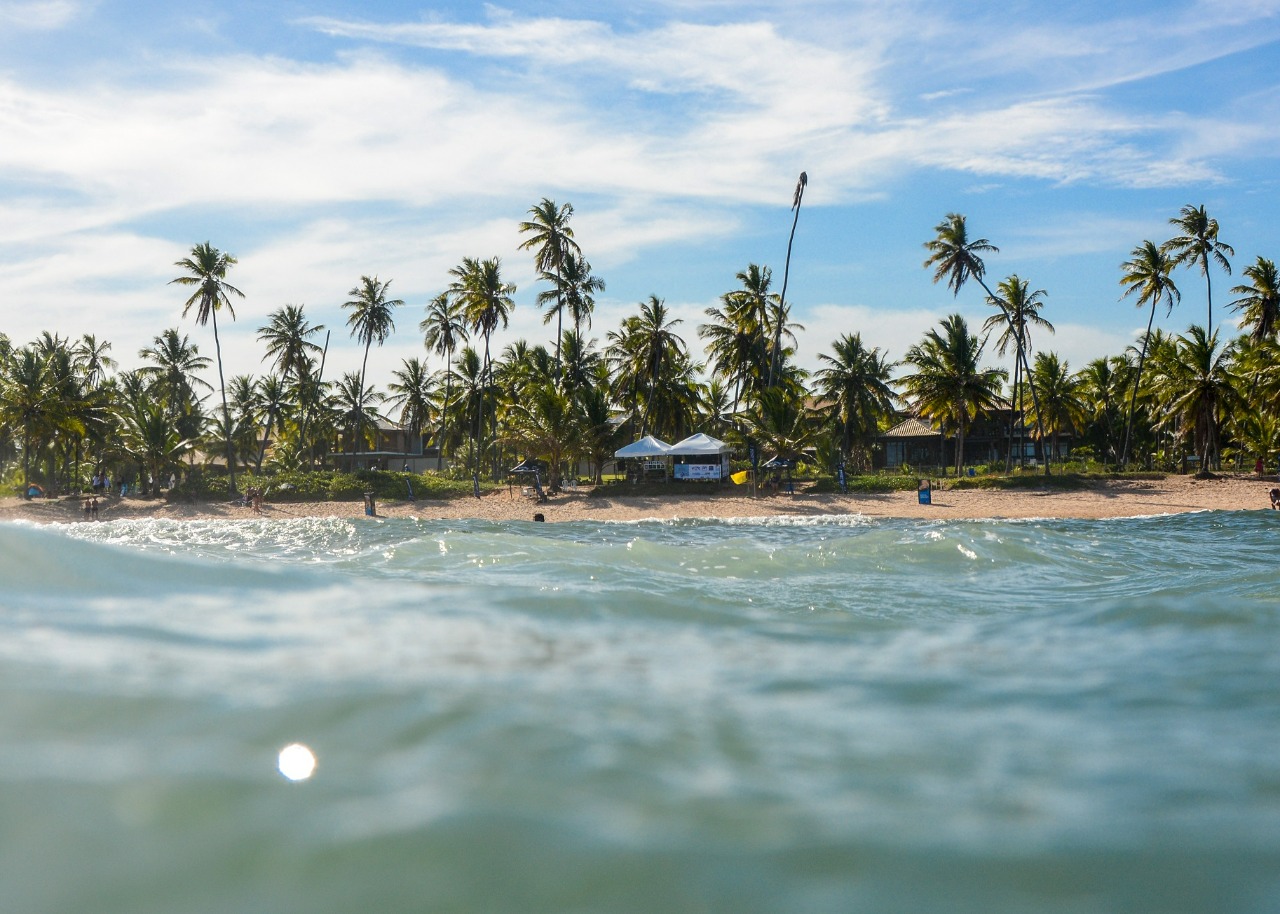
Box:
0, 0, 82, 29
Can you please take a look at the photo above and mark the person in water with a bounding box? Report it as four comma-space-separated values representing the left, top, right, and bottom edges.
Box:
1270, 489, 1280, 510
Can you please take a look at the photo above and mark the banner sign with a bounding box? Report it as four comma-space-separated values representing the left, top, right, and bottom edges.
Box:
673, 463, 722, 480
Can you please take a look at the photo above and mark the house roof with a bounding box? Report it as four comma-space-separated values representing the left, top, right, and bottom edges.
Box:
881, 417, 939, 439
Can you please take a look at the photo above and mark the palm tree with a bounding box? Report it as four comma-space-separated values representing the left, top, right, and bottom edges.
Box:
1153, 326, 1239, 472
538, 252, 604, 345
983, 275, 1054, 470
1026, 352, 1083, 471
899, 314, 1007, 474
343, 275, 404, 455
606, 295, 690, 438
518, 199, 580, 369
72, 335, 116, 389
252, 374, 291, 472
170, 241, 244, 495
769, 171, 807, 388
331, 371, 385, 455
743, 386, 818, 464
814, 333, 898, 471
1164, 204, 1233, 337
386, 357, 435, 458
420, 292, 469, 470
257, 304, 324, 384
1230, 256, 1280, 342
1076, 356, 1131, 465
449, 257, 516, 477
1118, 240, 1180, 467
700, 265, 772, 416
924, 213, 1050, 470
139, 328, 213, 417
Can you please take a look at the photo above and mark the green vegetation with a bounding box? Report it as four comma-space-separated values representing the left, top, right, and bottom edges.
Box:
2, 200, 1275, 502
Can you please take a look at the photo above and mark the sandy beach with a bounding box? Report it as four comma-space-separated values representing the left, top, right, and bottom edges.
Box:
3, 473, 1276, 525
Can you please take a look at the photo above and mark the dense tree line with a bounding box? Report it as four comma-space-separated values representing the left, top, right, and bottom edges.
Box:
3, 198, 1277, 497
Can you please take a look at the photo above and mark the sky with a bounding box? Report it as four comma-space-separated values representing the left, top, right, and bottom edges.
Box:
2, 0, 1279, 394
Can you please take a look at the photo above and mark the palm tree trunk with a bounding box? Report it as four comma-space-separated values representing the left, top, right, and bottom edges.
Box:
770, 175, 806, 389
1121, 303, 1158, 468
438, 347, 451, 473
1206, 271, 1213, 339
356, 339, 372, 457
211, 306, 237, 496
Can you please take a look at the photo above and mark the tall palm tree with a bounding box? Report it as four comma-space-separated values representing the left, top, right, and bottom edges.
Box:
257, 304, 324, 384
770, 171, 807, 388
253, 373, 291, 472
448, 257, 516, 477
538, 252, 604, 345
518, 199, 580, 369
343, 275, 404, 456
420, 291, 469, 470
170, 242, 243, 494
1230, 256, 1280, 342
814, 333, 898, 471
924, 213, 1050, 470
1118, 240, 1180, 467
899, 314, 1007, 474
983, 275, 1054, 470
1164, 204, 1233, 337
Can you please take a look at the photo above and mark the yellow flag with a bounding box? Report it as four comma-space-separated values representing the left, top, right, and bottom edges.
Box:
730, 470, 749, 485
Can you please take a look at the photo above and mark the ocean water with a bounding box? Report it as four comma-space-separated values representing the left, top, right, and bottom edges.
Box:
1, 510, 1278, 913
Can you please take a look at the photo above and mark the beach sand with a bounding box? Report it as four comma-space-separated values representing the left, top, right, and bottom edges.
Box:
3, 474, 1276, 525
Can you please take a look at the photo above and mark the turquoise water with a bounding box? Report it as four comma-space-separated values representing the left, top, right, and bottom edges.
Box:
2, 511, 1278, 913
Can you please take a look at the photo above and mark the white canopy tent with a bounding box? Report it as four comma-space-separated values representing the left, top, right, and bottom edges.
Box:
614, 435, 673, 459
668, 433, 729, 456
668, 433, 731, 480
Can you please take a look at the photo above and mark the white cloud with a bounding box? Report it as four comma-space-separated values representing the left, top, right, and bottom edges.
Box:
0, 0, 81, 29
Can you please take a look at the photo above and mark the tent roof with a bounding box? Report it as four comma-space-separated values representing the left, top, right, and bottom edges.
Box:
614, 435, 673, 458
668, 432, 729, 455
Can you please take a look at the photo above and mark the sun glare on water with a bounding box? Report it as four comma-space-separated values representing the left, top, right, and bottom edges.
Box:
277, 743, 317, 781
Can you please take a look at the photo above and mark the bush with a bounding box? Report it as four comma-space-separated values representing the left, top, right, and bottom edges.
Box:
167, 469, 495, 503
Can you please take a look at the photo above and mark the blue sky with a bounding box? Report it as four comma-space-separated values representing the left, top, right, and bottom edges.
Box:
2, 0, 1279, 391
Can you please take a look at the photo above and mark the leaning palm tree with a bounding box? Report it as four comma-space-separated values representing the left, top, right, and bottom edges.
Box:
1163, 204, 1233, 337
899, 314, 1007, 475
342, 275, 404, 456
170, 241, 244, 495
1118, 240, 1180, 467
924, 213, 1049, 470
518, 199, 580, 369
1230, 256, 1280, 342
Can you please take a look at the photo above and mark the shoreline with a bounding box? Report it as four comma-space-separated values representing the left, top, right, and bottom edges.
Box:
3, 474, 1276, 525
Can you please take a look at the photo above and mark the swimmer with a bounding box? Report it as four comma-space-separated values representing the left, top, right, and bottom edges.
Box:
1270, 489, 1280, 510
